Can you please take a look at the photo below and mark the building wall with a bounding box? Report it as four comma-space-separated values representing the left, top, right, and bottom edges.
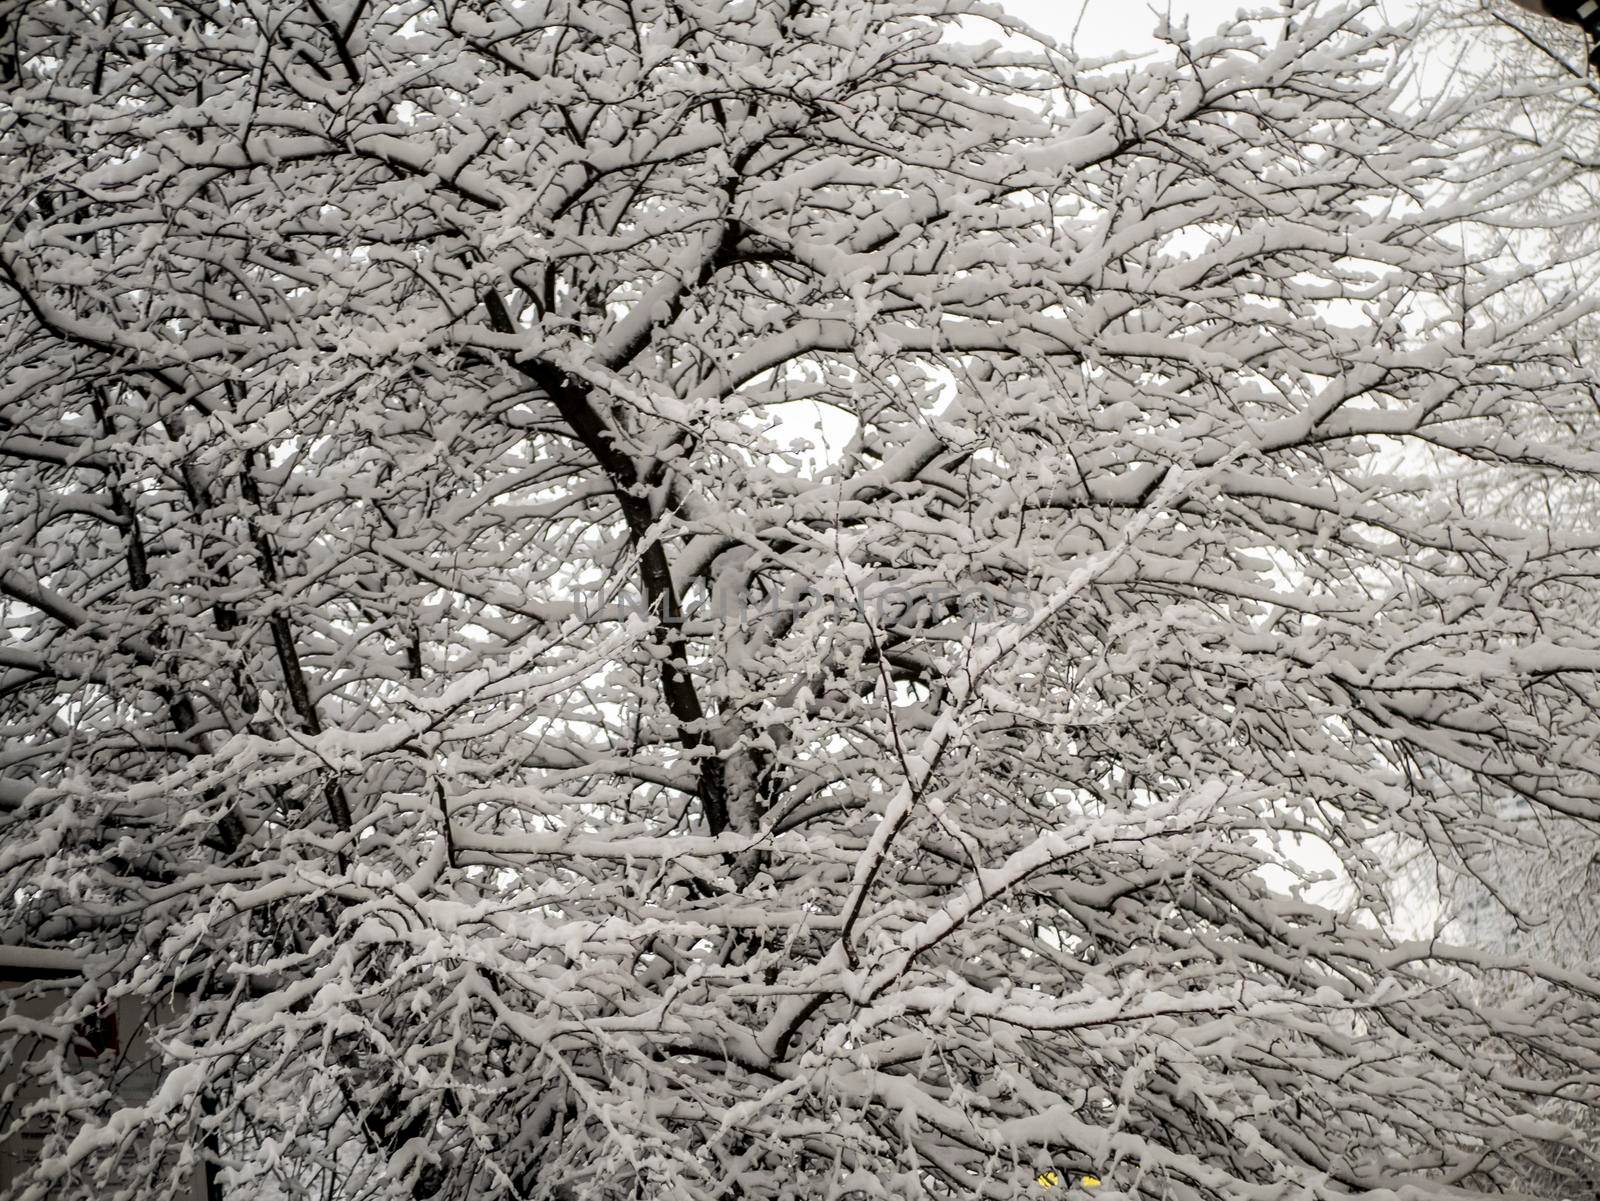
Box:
1, 967, 208, 1200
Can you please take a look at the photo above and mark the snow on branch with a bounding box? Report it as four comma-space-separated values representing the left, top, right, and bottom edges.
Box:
2, 0, 1600, 1198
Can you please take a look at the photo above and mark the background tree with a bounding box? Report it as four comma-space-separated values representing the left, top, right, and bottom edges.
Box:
1398, 6, 1600, 1195
4, 1, 1600, 1199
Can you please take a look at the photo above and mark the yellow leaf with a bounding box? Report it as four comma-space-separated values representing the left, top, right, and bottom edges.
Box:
1036, 1171, 1061, 1189
1080, 1176, 1102, 1189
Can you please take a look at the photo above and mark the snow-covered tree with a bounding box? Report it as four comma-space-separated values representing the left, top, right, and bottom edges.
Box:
4, 1, 1600, 1198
